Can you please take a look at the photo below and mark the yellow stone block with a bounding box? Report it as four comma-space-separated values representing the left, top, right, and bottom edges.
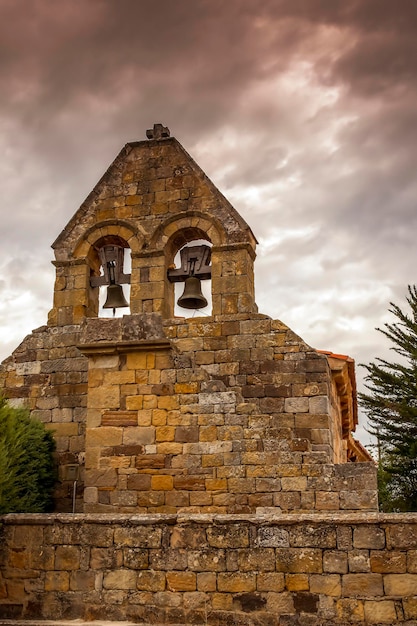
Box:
151, 475, 174, 490
137, 409, 152, 426
205, 478, 227, 490
85, 447, 100, 469
86, 427, 123, 447
45, 423, 78, 437
158, 396, 179, 410
88, 385, 120, 409
156, 426, 175, 441
126, 395, 144, 410
202, 454, 224, 467
157, 442, 183, 455
217, 573, 256, 593
137, 570, 166, 591
257, 573, 285, 592
104, 370, 135, 385
152, 409, 167, 425
88, 369, 104, 387
126, 352, 148, 369
285, 574, 309, 591
175, 382, 199, 394
200, 426, 217, 441
166, 572, 196, 591
143, 395, 157, 409
148, 369, 161, 385
212, 593, 233, 610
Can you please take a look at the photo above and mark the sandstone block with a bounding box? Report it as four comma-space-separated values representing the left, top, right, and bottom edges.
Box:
79, 524, 115, 548
151, 475, 173, 490
310, 573, 341, 597
217, 572, 256, 593
281, 476, 307, 491
257, 572, 285, 592
289, 525, 336, 548
285, 397, 309, 413
90, 547, 123, 569
113, 522, 162, 548
275, 548, 322, 573
212, 592, 234, 610
70, 570, 95, 591
207, 525, 249, 548
364, 600, 397, 624
370, 551, 406, 573
323, 550, 348, 574
205, 478, 227, 491
103, 569, 137, 590
55, 545, 80, 570
150, 548, 188, 571
156, 442, 183, 454
45, 571, 69, 592
86, 427, 122, 447
403, 596, 417, 619
124, 426, 155, 445
127, 474, 152, 490
197, 572, 217, 592
84, 468, 117, 487
339, 490, 378, 510
166, 572, 196, 591
285, 573, 309, 591
383, 573, 417, 596
336, 598, 364, 622
309, 396, 329, 414
120, 551, 148, 575
237, 548, 275, 572
316, 491, 339, 510
386, 524, 417, 549
408, 549, 417, 573
265, 591, 295, 614
88, 385, 120, 409
255, 527, 289, 548
348, 550, 370, 573
342, 573, 383, 597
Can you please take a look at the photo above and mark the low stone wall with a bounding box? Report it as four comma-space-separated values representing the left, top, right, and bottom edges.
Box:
1, 513, 417, 625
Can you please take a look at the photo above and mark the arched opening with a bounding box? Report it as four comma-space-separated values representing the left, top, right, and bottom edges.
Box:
171, 239, 213, 318
89, 236, 131, 318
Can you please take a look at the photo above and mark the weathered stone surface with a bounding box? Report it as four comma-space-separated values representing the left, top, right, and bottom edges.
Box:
342, 573, 383, 597
1, 513, 417, 624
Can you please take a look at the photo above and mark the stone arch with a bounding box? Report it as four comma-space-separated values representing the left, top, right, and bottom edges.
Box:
73, 220, 144, 259
148, 211, 227, 255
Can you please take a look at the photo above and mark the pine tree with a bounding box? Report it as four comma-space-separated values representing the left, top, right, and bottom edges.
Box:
360, 285, 417, 511
0, 397, 56, 513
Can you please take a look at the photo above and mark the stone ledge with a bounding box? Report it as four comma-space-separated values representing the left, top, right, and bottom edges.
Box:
2, 511, 417, 526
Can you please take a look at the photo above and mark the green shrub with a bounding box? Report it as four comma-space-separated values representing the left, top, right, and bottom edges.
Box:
0, 397, 56, 513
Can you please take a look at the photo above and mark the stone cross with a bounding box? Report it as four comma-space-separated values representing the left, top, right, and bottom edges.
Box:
146, 123, 170, 140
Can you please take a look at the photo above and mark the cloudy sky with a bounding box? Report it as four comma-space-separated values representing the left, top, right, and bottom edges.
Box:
1, 0, 417, 445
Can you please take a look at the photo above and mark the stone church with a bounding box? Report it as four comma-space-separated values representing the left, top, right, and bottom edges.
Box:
0, 123, 376, 514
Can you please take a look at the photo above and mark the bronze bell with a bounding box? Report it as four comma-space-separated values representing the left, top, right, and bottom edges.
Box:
103, 284, 129, 310
177, 276, 208, 309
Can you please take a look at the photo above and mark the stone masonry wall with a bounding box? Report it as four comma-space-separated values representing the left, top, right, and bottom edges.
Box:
1, 513, 417, 625
0, 324, 87, 511
79, 313, 377, 514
